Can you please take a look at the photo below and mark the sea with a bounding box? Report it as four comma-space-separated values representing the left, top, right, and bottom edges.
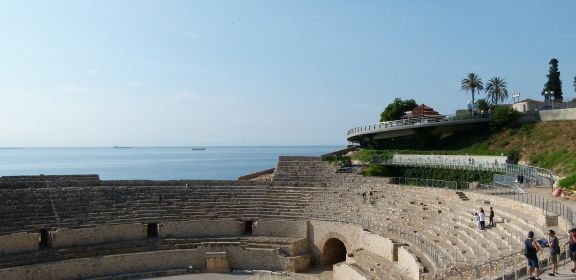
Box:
0, 146, 342, 180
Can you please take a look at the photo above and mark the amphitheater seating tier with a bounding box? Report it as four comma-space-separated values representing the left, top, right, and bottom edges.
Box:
0, 156, 558, 280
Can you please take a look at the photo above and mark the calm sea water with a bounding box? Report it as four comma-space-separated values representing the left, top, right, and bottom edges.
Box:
0, 146, 341, 180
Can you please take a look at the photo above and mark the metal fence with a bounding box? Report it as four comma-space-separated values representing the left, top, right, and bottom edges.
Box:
384, 178, 575, 279
383, 158, 553, 187
438, 245, 571, 280
245, 271, 319, 280
474, 185, 575, 228
388, 177, 458, 190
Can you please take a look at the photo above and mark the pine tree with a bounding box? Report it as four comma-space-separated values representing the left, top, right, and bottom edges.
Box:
542, 58, 563, 101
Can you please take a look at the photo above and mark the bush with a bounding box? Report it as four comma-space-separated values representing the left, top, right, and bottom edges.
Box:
559, 173, 576, 189
364, 165, 389, 176
321, 155, 352, 167
491, 105, 519, 127
352, 149, 394, 163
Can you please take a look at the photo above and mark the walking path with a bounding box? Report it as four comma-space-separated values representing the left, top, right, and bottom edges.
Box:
519, 187, 576, 279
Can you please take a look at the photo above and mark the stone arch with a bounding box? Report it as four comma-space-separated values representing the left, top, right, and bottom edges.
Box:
319, 232, 350, 265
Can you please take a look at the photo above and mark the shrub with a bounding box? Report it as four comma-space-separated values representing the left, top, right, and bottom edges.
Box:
559, 173, 576, 189
364, 165, 389, 176
352, 149, 394, 163
491, 105, 519, 127
321, 155, 352, 167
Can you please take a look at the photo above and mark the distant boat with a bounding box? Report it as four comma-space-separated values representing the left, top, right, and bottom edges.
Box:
191, 147, 206, 151
113, 146, 133, 149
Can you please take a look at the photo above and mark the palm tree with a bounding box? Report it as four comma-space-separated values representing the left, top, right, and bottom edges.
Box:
461, 73, 484, 104
485, 77, 509, 105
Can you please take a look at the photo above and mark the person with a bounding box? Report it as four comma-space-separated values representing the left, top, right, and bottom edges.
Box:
564, 228, 576, 273
489, 207, 495, 227
547, 230, 560, 276
474, 212, 480, 229
362, 192, 367, 203
524, 231, 541, 280
479, 208, 486, 231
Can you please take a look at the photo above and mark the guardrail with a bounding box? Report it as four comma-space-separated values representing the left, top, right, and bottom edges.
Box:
380, 158, 553, 187
245, 271, 319, 280
358, 213, 453, 275
388, 177, 458, 189
438, 244, 570, 280
474, 185, 575, 228
347, 113, 490, 137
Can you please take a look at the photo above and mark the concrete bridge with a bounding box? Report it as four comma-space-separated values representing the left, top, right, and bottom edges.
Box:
346, 114, 492, 144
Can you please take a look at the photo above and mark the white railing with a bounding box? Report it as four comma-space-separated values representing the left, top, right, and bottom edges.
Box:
347, 114, 490, 137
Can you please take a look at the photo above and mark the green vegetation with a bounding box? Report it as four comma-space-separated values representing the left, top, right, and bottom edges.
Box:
321, 155, 352, 167
364, 165, 494, 188
380, 98, 417, 122
351, 149, 393, 162
542, 58, 563, 100
559, 174, 576, 188
461, 73, 484, 103
356, 121, 576, 188
477, 99, 490, 112
490, 105, 519, 127
485, 77, 509, 105
364, 165, 389, 176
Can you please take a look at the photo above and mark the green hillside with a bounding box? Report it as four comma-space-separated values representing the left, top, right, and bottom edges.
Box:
354, 120, 576, 187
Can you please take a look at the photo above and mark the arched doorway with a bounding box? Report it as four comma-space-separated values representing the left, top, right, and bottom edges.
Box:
321, 238, 347, 265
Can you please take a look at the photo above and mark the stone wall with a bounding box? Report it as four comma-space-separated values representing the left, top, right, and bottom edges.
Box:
254, 219, 307, 238
0, 232, 39, 256
539, 108, 576, 121
333, 263, 368, 280
159, 219, 240, 238
307, 220, 398, 265
360, 231, 395, 261
0, 246, 288, 279
398, 246, 423, 280
51, 224, 147, 248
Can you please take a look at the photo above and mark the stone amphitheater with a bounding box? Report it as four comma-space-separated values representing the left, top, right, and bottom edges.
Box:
0, 156, 568, 280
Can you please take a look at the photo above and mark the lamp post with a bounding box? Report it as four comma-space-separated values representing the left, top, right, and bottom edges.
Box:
545, 90, 554, 109
512, 93, 520, 103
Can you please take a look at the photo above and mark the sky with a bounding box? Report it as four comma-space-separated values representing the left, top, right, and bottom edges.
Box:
1, 1, 575, 147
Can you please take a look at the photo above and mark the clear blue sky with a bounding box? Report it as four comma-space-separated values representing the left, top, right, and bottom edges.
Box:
1, 1, 575, 147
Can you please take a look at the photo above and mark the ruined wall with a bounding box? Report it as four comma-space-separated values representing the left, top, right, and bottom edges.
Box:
333, 263, 368, 280
398, 246, 423, 280
0, 232, 39, 255
360, 231, 395, 261
0, 245, 288, 280
254, 219, 307, 238
51, 224, 147, 248
159, 219, 240, 238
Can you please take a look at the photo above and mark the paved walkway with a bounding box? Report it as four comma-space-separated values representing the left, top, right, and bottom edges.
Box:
514, 186, 576, 279
534, 261, 576, 279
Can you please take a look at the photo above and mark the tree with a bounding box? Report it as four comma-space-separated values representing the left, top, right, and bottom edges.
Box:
491, 105, 519, 127
477, 99, 490, 112
573, 75, 576, 94
380, 98, 418, 122
461, 73, 484, 103
485, 77, 509, 105
542, 58, 563, 101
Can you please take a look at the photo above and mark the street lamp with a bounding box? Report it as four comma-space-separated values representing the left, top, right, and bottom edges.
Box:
545, 90, 554, 109
512, 93, 520, 103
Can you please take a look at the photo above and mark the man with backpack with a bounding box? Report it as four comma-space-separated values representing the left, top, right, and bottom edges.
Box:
524, 231, 541, 280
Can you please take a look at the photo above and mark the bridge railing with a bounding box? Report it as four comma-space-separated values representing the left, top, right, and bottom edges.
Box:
346, 113, 490, 136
